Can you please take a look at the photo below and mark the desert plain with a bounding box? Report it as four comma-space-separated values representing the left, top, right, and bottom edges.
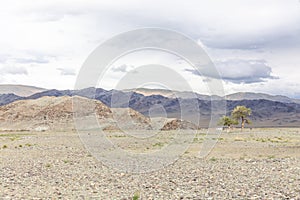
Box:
1, 128, 300, 199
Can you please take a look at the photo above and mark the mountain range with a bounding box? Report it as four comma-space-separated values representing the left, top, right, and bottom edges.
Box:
0, 85, 299, 128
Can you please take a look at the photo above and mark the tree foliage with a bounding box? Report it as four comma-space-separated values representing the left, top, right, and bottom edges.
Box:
231, 106, 252, 130
218, 116, 238, 127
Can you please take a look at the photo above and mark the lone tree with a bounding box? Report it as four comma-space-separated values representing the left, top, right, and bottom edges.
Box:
218, 116, 238, 129
231, 106, 252, 130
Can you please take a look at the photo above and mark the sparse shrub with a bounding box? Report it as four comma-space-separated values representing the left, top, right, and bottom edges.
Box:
210, 157, 217, 162
268, 155, 276, 159
45, 163, 51, 168
3, 145, 7, 149
132, 191, 140, 200
9, 136, 20, 141
153, 142, 164, 147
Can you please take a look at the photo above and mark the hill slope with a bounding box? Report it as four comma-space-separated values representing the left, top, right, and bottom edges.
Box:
0, 96, 197, 131
0, 84, 46, 97
0, 94, 23, 106
0, 96, 112, 131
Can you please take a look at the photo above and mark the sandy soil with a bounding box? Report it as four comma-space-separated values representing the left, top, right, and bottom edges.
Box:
1, 128, 300, 199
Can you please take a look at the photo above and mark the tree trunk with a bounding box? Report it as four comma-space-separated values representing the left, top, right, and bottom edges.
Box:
241, 116, 245, 131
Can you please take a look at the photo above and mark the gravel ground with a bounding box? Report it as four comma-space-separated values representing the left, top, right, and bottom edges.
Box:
1, 129, 300, 199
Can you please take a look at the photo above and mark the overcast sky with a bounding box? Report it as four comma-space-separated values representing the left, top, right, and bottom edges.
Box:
0, 0, 300, 98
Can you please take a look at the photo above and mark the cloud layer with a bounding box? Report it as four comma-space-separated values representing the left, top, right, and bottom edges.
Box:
0, 66, 28, 75
0, 0, 299, 97
185, 59, 277, 84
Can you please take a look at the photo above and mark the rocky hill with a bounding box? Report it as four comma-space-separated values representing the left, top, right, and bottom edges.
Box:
0, 96, 198, 131
0, 96, 116, 131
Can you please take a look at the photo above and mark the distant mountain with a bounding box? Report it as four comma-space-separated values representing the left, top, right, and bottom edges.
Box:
225, 92, 300, 104
0, 86, 299, 127
125, 89, 300, 103
125, 88, 216, 100
0, 93, 23, 106
0, 84, 46, 97
225, 99, 300, 127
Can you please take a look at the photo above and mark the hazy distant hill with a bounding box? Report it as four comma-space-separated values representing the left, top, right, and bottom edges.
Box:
125, 88, 216, 100
0, 84, 46, 97
225, 92, 300, 104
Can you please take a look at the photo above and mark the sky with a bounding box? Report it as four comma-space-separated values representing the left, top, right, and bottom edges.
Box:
0, 0, 300, 98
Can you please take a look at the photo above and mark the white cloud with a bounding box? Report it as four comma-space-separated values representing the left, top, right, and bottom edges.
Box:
57, 68, 76, 76
111, 64, 134, 73
185, 59, 278, 84
0, 66, 28, 75
0, 0, 299, 97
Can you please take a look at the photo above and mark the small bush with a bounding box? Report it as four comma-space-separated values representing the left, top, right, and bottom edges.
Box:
45, 163, 51, 168
268, 155, 276, 159
153, 142, 164, 147
210, 157, 217, 162
132, 191, 140, 200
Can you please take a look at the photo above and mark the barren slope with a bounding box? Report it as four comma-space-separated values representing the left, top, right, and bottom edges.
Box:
0, 96, 114, 131
0, 95, 201, 131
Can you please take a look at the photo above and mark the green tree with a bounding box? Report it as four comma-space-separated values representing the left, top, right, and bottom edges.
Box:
218, 116, 238, 129
231, 106, 252, 130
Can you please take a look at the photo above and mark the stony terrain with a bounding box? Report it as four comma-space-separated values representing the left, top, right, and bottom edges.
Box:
0, 95, 299, 199
0, 96, 199, 132
1, 128, 299, 199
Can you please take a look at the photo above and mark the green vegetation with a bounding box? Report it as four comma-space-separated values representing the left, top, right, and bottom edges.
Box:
268, 155, 276, 159
210, 157, 217, 162
218, 116, 238, 129
153, 142, 164, 147
254, 137, 289, 143
132, 191, 140, 200
2, 144, 8, 149
0, 133, 33, 137
45, 163, 51, 168
0, 133, 34, 142
218, 106, 252, 131
193, 137, 204, 143
231, 106, 252, 130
